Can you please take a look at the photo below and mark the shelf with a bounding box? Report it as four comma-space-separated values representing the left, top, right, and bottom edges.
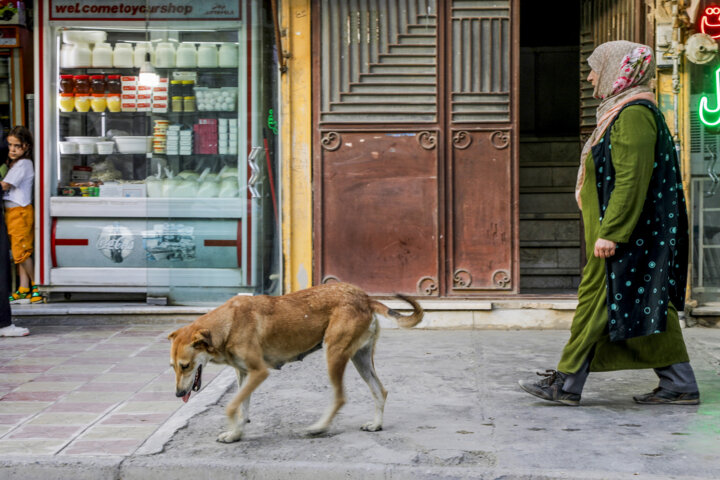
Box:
50, 196, 245, 219
58, 110, 237, 115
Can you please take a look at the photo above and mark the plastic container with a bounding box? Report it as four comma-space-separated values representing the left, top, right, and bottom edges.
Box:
59, 93, 74, 112
114, 136, 152, 154
70, 43, 92, 68
218, 43, 238, 68
154, 42, 176, 68
96, 141, 114, 154
90, 93, 106, 112
113, 43, 134, 68
74, 93, 91, 112
62, 30, 107, 44
91, 42, 113, 67
133, 42, 154, 67
197, 44, 218, 68
60, 44, 74, 68
175, 43, 197, 68
78, 142, 94, 154
58, 141, 78, 154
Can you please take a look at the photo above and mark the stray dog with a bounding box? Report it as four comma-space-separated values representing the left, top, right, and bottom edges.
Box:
168, 282, 423, 443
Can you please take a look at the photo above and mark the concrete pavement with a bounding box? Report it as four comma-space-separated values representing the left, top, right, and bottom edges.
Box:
1, 321, 719, 479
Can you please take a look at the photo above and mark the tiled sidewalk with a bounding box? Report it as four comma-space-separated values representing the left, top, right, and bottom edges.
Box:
0, 324, 223, 456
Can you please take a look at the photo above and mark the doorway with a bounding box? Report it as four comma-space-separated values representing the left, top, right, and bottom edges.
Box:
518, 0, 582, 294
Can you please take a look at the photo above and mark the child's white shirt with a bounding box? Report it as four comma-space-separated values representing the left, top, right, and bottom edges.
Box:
3, 158, 34, 207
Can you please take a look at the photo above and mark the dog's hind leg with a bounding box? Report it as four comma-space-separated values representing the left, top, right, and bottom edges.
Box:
351, 327, 387, 431
235, 369, 251, 424
218, 367, 269, 443
305, 345, 350, 436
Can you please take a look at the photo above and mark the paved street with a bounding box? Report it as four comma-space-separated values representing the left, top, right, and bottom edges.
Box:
1, 322, 719, 479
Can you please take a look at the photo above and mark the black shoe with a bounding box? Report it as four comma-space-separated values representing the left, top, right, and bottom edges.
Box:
518, 369, 581, 406
633, 387, 700, 405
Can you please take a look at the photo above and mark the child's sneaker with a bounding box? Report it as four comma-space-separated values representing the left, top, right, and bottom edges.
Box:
30, 284, 42, 304
9, 287, 30, 304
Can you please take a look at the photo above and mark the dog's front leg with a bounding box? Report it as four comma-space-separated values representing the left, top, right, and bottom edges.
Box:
235, 369, 251, 424
217, 367, 268, 443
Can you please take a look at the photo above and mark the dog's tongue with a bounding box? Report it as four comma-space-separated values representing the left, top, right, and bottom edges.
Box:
182, 392, 190, 403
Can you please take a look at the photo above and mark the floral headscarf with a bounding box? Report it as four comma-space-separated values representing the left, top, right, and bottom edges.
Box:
575, 41, 656, 206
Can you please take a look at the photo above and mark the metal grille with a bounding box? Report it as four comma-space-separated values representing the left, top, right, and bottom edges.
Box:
319, 0, 438, 124
450, 0, 510, 123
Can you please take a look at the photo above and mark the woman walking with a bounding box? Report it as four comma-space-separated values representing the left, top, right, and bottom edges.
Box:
518, 41, 698, 405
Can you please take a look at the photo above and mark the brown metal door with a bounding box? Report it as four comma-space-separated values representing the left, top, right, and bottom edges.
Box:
313, 0, 518, 296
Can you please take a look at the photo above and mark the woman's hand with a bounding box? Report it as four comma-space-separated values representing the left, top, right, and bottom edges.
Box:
594, 238, 617, 258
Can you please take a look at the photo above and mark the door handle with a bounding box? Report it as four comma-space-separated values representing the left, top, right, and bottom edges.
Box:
247, 146, 263, 198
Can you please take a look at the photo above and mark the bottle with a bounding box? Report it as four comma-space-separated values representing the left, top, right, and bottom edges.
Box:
182, 80, 195, 112
59, 93, 74, 112
91, 42, 113, 67
59, 75, 74, 94
197, 44, 218, 68
113, 43, 134, 68
154, 42, 176, 68
106, 75, 122, 94
218, 43, 238, 68
106, 94, 121, 112
70, 42, 92, 67
133, 42, 154, 67
90, 75, 106, 94
90, 93, 106, 112
175, 43, 197, 68
73, 75, 90, 94
74, 93, 91, 112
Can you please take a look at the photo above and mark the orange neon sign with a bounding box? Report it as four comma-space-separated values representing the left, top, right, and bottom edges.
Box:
701, 6, 720, 39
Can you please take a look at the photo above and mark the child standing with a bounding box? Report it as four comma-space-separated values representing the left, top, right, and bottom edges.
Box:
1, 126, 40, 304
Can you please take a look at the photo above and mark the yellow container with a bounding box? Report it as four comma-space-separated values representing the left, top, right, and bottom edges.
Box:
107, 94, 121, 112
59, 93, 74, 112
74, 93, 91, 112
90, 93, 106, 112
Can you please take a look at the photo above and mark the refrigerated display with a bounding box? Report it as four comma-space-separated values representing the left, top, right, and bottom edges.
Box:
37, 1, 280, 303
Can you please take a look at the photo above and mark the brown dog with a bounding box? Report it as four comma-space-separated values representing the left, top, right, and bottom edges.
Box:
168, 282, 423, 443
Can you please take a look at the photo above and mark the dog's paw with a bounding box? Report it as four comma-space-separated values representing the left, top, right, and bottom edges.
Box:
303, 425, 328, 437
360, 422, 383, 432
217, 430, 243, 443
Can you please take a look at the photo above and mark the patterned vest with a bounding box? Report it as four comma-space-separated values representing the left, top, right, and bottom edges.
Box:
591, 100, 689, 342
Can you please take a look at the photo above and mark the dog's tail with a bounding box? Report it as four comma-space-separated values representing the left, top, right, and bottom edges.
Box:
371, 294, 424, 329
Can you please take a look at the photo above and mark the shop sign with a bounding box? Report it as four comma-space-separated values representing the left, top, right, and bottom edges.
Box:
699, 66, 720, 127
49, 0, 242, 21
701, 5, 720, 39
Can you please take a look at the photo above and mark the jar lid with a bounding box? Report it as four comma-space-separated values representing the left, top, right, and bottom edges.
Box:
92, 93, 105, 97
60, 74, 74, 79
90, 75, 105, 80
75, 93, 90, 96
60, 93, 74, 97
74, 75, 89, 79
107, 75, 121, 79
171, 96, 183, 100
170, 80, 181, 84
183, 96, 196, 99
181, 80, 194, 84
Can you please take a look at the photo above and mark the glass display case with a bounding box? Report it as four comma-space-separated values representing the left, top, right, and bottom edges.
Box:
38, 1, 279, 304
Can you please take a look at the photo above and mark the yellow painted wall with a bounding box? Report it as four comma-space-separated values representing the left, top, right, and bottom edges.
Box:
280, 0, 313, 292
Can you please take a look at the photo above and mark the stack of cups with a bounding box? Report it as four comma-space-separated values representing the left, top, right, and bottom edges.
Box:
228, 119, 238, 155
166, 125, 180, 155
154, 120, 169, 154
218, 118, 228, 155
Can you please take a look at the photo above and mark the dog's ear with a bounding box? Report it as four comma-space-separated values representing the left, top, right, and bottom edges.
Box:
191, 329, 214, 352
168, 330, 178, 341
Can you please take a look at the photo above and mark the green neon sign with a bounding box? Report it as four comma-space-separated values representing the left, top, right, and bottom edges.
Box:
700, 66, 720, 127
